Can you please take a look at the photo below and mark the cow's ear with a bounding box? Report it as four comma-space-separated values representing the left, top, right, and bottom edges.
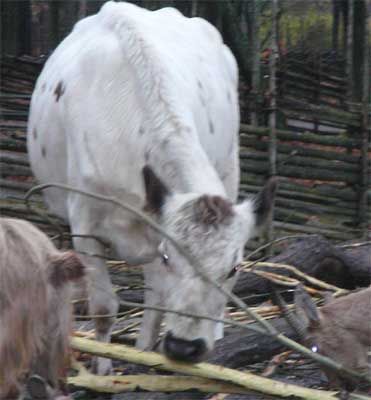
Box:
294, 284, 321, 330
253, 177, 278, 228
143, 165, 170, 215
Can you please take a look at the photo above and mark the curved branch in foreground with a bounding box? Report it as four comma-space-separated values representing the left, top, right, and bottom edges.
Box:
68, 373, 249, 394
71, 336, 343, 400
25, 183, 371, 386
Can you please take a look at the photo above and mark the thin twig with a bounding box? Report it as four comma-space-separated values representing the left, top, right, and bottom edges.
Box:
74, 299, 266, 335
242, 261, 349, 295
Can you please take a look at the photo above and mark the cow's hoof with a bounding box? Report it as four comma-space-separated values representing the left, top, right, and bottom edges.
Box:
92, 356, 113, 375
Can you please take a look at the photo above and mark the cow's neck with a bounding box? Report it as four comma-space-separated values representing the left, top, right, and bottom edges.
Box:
152, 130, 227, 197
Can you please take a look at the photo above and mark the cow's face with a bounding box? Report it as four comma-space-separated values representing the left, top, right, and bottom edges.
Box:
142, 166, 276, 362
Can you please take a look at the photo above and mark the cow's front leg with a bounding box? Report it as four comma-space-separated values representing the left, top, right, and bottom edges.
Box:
136, 258, 164, 351
72, 235, 119, 375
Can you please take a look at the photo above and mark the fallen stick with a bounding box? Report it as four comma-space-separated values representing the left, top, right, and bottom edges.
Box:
71, 336, 342, 400
68, 373, 249, 394
242, 261, 349, 295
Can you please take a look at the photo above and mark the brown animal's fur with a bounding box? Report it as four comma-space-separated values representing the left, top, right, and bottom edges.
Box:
295, 286, 371, 390
0, 218, 85, 399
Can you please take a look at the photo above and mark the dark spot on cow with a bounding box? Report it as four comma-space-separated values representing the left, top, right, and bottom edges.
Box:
41, 146, 46, 158
139, 126, 145, 135
54, 81, 65, 102
209, 119, 215, 134
33, 128, 37, 140
41, 83, 46, 92
144, 151, 150, 162
197, 80, 203, 90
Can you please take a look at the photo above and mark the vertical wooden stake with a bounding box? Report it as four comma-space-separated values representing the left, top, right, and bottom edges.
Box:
346, 0, 354, 102
250, 0, 261, 127
266, 0, 279, 249
358, 5, 370, 239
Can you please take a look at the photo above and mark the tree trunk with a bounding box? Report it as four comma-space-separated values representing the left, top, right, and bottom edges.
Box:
353, 0, 367, 101
250, 0, 261, 126
346, 0, 354, 101
266, 0, 279, 247
358, 3, 370, 238
209, 319, 297, 368
17, 1, 32, 55
332, 0, 339, 54
49, 0, 60, 49
78, 0, 88, 20
234, 237, 371, 302
1, 0, 31, 56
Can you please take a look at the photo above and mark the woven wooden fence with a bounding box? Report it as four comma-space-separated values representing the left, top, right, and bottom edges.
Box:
0, 54, 370, 245
240, 51, 370, 243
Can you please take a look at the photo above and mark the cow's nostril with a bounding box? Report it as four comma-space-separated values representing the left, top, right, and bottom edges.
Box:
163, 331, 207, 362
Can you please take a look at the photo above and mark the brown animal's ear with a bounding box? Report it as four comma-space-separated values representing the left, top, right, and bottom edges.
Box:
194, 195, 234, 226
143, 165, 170, 215
48, 251, 85, 288
254, 177, 278, 227
294, 284, 321, 330
322, 291, 335, 305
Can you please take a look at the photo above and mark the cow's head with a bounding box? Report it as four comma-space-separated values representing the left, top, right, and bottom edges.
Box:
142, 165, 277, 362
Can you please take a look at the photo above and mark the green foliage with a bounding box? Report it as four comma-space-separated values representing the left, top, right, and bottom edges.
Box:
279, 5, 333, 50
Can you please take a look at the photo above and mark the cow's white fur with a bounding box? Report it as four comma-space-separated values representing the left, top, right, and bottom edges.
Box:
28, 1, 267, 373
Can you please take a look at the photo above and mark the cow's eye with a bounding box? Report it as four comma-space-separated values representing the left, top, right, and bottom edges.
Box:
227, 264, 240, 279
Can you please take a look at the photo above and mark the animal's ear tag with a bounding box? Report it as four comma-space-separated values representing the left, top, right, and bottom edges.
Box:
194, 195, 234, 226
143, 165, 170, 215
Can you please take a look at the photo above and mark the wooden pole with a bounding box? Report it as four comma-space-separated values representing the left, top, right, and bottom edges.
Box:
78, 0, 87, 19
332, 0, 339, 55
358, 5, 370, 238
269, 0, 278, 177
250, 0, 261, 126
191, 0, 198, 17
266, 0, 279, 248
346, 0, 354, 102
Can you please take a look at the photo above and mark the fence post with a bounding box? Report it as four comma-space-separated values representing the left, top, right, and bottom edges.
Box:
269, 0, 278, 178
358, 7, 370, 239
346, 0, 354, 102
250, 0, 261, 127
266, 0, 279, 248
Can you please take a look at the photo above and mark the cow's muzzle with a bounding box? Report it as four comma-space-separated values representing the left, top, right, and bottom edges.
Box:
163, 331, 207, 362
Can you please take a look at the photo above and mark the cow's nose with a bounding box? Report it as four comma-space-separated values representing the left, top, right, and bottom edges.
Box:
163, 331, 207, 362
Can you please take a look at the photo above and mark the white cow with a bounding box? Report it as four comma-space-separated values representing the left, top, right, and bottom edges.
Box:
28, 1, 276, 374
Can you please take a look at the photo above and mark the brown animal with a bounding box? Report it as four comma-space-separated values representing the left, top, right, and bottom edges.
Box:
0, 218, 85, 399
294, 285, 371, 391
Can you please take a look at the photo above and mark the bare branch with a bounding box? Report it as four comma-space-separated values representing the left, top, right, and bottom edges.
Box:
25, 183, 371, 385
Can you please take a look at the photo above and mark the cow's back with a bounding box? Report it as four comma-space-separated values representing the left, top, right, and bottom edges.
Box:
27, 1, 239, 221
